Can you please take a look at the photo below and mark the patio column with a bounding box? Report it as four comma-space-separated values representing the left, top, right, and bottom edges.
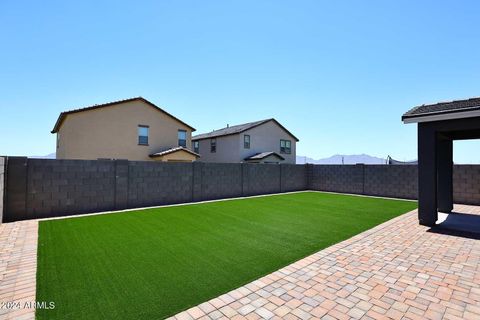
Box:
417, 124, 438, 226
437, 137, 453, 213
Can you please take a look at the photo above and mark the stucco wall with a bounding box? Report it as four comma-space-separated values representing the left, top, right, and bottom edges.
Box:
195, 134, 240, 163
241, 120, 296, 164
56, 100, 194, 161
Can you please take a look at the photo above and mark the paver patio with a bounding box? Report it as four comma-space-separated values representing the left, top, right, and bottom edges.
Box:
170, 205, 480, 320
1, 203, 480, 319
0, 220, 37, 320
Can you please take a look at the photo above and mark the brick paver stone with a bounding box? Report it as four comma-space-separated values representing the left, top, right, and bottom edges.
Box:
0, 220, 38, 320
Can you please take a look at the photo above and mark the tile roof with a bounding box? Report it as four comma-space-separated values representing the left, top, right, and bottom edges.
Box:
402, 97, 480, 121
149, 147, 200, 158
192, 118, 299, 141
51, 97, 195, 133
244, 151, 285, 161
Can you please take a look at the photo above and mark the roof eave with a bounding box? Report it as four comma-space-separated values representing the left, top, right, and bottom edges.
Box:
51, 97, 196, 133
193, 118, 300, 142
245, 152, 285, 161
192, 131, 239, 141
51, 113, 65, 133
402, 109, 480, 124
149, 148, 200, 158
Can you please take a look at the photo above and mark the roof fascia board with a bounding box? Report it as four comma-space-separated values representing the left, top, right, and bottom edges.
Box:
403, 110, 480, 124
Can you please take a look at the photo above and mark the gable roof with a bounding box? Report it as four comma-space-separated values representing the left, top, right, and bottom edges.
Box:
244, 151, 285, 161
402, 97, 480, 123
192, 118, 299, 141
149, 147, 200, 158
51, 97, 196, 133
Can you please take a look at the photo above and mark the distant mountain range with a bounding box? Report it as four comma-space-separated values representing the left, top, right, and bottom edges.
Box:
31, 153, 56, 159
296, 154, 387, 165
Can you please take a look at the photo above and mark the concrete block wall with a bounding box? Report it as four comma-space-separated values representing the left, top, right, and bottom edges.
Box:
309, 165, 417, 200
4, 157, 28, 222
2, 158, 309, 222
364, 165, 418, 199
309, 165, 364, 194
0, 157, 5, 222
127, 162, 193, 208
244, 164, 281, 196
453, 165, 480, 205
199, 163, 243, 201
281, 164, 308, 192
4, 157, 480, 222
25, 159, 116, 221
308, 164, 480, 205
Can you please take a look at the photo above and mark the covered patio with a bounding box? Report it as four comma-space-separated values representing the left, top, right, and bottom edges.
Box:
403, 97, 480, 229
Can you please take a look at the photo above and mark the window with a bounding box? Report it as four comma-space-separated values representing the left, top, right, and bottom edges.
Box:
178, 130, 187, 147
280, 139, 291, 154
244, 135, 250, 149
56, 133, 60, 149
193, 141, 199, 153
138, 125, 149, 145
210, 138, 216, 153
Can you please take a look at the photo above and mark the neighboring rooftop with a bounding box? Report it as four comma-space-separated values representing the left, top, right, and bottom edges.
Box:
149, 147, 200, 158
192, 118, 299, 141
386, 155, 417, 165
51, 97, 195, 133
402, 97, 480, 123
244, 151, 285, 161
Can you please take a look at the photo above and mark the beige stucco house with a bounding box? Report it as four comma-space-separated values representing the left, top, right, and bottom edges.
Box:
52, 97, 199, 162
192, 119, 298, 164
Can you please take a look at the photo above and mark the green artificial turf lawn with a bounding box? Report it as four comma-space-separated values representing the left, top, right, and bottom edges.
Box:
36, 191, 417, 319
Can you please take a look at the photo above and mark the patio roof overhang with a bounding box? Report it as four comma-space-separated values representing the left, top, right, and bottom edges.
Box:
403, 98, 480, 226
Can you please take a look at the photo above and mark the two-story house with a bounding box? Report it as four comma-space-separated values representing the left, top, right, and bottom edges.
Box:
52, 97, 199, 162
192, 119, 298, 164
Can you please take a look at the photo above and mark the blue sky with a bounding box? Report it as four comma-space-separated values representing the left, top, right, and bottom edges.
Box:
1, 1, 480, 163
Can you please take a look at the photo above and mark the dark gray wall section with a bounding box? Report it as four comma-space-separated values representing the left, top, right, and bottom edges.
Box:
244, 164, 281, 196
281, 164, 307, 192
0, 157, 5, 222
3, 157, 480, 222
308, 164, 480, 205
4, 157, 28, 222
24, 159, 116, 220
364, 165, 418, 199
309, 165, 364, 194
199, 163, 243, 200
2, 159, 309, 221
453, 165, 480, 205
127, 161, 193, 208
114, 160, 129, 210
